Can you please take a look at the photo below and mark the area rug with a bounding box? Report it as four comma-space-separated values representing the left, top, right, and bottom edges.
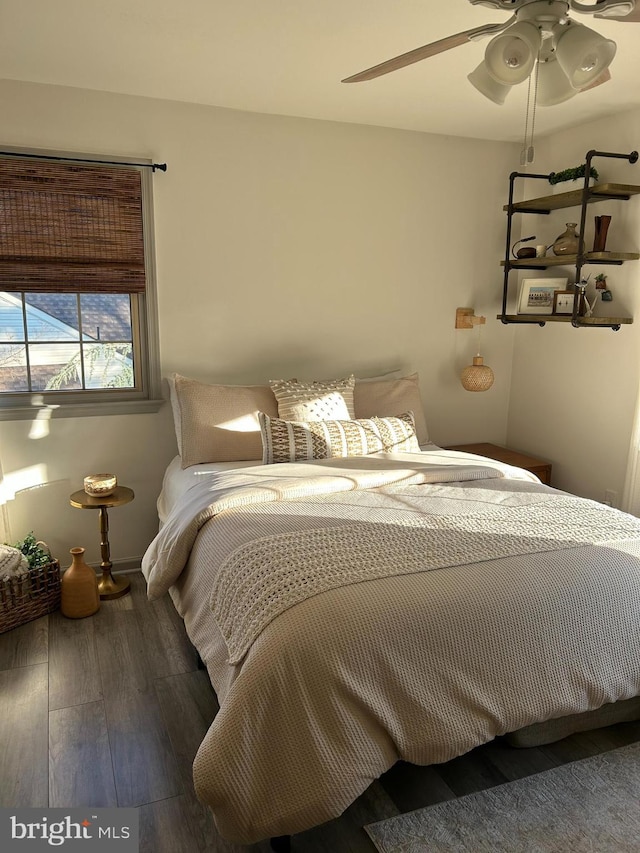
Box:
365, 742, 640, 852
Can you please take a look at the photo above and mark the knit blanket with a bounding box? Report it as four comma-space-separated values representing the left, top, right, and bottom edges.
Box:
213, 492, 640, 663
143, 451, 517, 599
142, 451, 640, 664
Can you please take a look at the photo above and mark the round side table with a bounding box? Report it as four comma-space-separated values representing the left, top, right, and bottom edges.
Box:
69, 485, 134, 600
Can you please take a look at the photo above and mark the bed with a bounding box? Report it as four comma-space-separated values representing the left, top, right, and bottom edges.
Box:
142, 372, 640, 843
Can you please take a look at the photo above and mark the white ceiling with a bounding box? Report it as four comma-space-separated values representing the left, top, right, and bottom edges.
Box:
1, 0, 639, 142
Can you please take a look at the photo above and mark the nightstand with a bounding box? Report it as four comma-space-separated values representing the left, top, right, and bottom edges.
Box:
69, 486, 134, 599
444, 443, 552, 486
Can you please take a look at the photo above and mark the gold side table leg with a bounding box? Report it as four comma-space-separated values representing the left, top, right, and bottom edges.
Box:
97, 505, 130, 600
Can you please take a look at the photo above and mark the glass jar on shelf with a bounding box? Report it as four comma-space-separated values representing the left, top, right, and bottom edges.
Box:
552, 223, 580, 256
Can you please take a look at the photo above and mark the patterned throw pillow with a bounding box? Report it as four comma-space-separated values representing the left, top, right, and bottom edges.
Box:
259, 411, 420, 464
269, 375, 356, 421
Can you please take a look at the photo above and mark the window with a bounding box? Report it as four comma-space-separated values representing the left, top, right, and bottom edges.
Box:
0, 151, 161, 418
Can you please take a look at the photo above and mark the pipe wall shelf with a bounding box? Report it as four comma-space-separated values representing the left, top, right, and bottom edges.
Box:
502, 251, 640, 269
498, 314, 632, 329
503, 183, 640, 214
499, 151, 639, 331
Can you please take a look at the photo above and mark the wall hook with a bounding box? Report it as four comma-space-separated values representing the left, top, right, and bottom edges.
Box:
455, 308, 486, 329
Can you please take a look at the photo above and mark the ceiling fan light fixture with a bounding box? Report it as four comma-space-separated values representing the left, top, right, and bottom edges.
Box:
467, 61, 513, 104
484, 20, 542, 84
536, 55, 579, 105
554, 21, 617, 88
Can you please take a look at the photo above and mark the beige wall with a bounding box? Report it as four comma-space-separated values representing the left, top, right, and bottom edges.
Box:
0, 79, 520, 565
506, 108, 640, 504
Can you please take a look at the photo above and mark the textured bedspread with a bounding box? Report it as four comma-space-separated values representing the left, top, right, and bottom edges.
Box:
141, 451, 640, 842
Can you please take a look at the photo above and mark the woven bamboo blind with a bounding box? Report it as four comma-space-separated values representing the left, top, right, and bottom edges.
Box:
0, 157, 145, 293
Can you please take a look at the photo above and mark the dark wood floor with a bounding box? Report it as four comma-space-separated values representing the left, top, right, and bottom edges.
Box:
2, 570, 640, 852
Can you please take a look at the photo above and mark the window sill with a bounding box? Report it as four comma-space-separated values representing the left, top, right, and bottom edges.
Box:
0, 397, 165, 421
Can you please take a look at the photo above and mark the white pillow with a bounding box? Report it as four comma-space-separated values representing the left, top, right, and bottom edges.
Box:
269, 375, 356, 421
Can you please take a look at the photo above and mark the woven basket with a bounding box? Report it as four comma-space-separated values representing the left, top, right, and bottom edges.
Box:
0, 545, 61, 634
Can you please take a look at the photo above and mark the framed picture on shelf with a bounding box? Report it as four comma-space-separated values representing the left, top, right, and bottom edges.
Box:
553, 289, 584, 316
517, 278, 568, 315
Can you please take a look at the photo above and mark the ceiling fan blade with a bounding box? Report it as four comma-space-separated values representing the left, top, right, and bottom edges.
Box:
594, 0, 640, 19
595, 8, 640, 17
341, 21, 511, 83
580, 67, 612, 91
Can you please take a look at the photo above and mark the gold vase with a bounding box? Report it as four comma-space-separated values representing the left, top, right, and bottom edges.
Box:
61, 547, 100, 618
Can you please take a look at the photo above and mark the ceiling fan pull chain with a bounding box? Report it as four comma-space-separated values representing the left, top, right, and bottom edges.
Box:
527, 55, 540, 164
520, 73, 533, 165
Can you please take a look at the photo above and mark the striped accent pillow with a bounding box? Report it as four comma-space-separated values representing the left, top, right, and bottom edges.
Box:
259, 411, 420, 464
269, 375, 356, 421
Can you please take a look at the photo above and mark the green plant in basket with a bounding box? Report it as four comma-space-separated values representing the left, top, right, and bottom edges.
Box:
549, 165, 599, 186
13, 532, 51, 570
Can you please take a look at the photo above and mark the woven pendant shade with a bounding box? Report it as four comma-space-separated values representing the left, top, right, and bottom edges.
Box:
0, 157, 145, 294
461, 355, 494, 392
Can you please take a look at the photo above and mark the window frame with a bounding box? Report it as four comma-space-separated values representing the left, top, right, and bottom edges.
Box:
0, 147, 162, 420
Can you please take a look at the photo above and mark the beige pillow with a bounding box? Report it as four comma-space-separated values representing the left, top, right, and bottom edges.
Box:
259, 411, 420, 464
354, 372, 429, 445
357, 369, 403, 382
168, 374, 279, 467
269, 375, 356, 421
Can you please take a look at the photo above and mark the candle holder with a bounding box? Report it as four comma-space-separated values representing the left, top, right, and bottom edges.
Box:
84, 473, 117, 498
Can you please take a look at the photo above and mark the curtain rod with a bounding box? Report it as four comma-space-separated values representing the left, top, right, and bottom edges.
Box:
0, 151, 167, 172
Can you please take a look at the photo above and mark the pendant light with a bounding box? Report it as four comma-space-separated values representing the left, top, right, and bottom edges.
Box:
455, 308, 495, 392
461, 356, 495, 392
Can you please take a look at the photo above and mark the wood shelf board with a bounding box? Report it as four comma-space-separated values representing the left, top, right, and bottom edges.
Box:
588, 251, 640, 261
504, 183, 640, 213
501, 251, 640, 268
497, 314, 632, 326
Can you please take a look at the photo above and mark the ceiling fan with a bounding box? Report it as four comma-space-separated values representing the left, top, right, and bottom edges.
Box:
342, 0, 639, 107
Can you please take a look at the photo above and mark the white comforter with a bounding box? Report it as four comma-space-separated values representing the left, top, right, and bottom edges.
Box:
142, 450, 640, 842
